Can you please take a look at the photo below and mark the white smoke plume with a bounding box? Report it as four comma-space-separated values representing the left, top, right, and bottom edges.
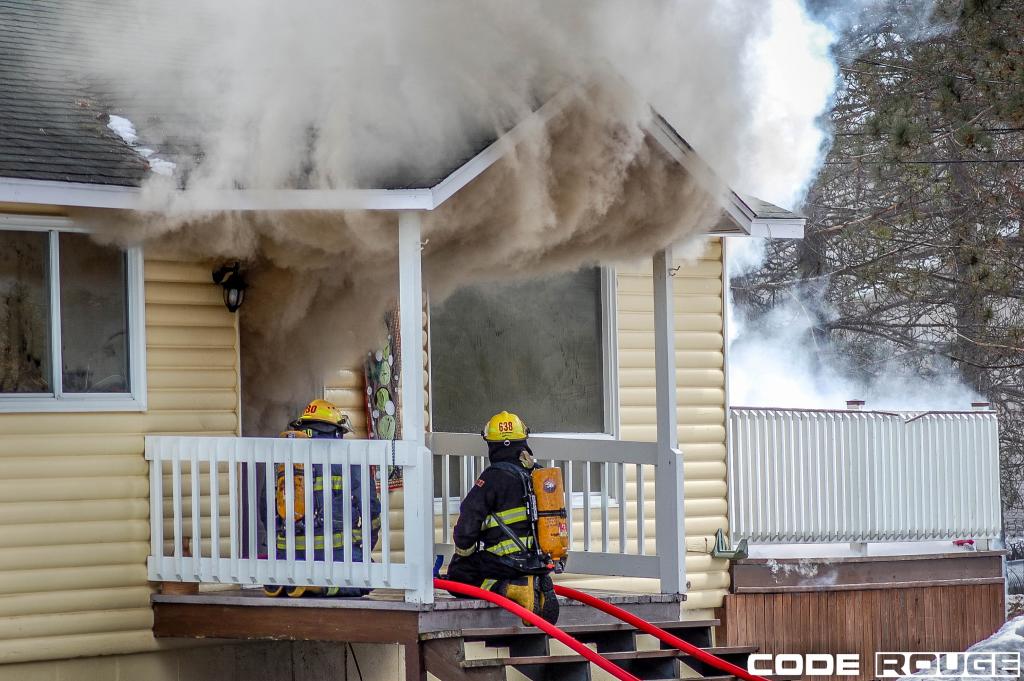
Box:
725, 0, 980, 413
727, 238, 980, 411
62, 0, 850, 431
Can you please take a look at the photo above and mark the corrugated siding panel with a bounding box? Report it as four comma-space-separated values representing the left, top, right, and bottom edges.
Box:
0, 256, 240, 665
616, 239, 730, 610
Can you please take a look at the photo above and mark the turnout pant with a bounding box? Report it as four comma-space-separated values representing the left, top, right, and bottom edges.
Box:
446, 551, 559, 624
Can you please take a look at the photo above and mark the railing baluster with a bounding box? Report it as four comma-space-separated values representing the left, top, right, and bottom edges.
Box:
617, 462, 626, 554
636, 463, 644, 555
600, 462, 609, 553
210, 447, 220, 579
264, 448, 278, 586
302, 439, 314, 583
171, 455, 183, 580
322, 440, 335, 587
283, 441, 296, 570
583, 462, 591, 552
190, 448, 202, 581
563, 460, 573, 550
245, 441, 257, 584
442, 452, 450, 544
360, 442, 372, 588
148, 439, 164, 580
228, 440, 238, 580
379, 439, 392, 585
341, 443, 353, 588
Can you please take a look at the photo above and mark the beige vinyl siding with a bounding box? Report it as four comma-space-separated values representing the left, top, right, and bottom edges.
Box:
0, 256, 240, 665
616, 238, 730, 610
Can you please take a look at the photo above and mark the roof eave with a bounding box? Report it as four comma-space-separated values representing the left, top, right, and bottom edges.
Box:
646, 115, 805, 239
0, 177, 437, 211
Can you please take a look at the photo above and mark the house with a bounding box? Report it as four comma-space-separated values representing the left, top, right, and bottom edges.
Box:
0, 2, 1005, 681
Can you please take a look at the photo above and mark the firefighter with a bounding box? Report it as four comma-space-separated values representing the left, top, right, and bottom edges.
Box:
445, 411, 559, 624
265, 399, 381, 597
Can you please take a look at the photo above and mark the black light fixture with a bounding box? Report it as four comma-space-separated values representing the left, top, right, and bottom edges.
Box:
212, 261, 247, 313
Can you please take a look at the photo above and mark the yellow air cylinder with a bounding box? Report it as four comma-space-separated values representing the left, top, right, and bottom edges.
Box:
532, 467, 569, 562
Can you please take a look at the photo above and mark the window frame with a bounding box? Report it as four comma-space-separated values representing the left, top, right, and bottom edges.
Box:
0, 215, 147, 413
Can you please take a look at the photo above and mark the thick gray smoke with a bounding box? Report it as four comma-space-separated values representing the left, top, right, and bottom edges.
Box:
64, 0, 846, 432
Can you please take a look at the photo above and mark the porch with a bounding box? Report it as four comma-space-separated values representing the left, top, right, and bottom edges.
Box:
145, 212, 692, 605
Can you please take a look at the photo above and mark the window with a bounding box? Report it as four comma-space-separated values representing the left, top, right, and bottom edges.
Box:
430, 267, 616, 435
430, 267, 619, 507
0, 219, 145, 411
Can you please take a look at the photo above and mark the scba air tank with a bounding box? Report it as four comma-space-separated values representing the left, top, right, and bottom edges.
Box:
531, 467, 569, 565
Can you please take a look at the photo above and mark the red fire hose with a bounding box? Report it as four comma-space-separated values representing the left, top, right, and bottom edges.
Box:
434, 578, 641, 681
553, 584, 768, 681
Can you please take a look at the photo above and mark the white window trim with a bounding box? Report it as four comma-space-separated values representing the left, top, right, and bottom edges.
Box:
0, 215, 147, 413
600, 266, 620, 439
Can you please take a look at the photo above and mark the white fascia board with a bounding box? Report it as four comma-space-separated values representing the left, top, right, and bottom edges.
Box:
0, 214, 79, 231
430, 89, 578, 208
0, 177, 141, 209
0, 177, 435, 211
171, 188, 435, 212
747, 219, 805, 239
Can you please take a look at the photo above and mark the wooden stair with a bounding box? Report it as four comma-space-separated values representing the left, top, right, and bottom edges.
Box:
421, 618, 756, 680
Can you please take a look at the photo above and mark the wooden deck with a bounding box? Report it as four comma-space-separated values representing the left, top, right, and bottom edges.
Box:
153, 588, 690, 681
152, 588, 687, 643
716, 552, 1007, 681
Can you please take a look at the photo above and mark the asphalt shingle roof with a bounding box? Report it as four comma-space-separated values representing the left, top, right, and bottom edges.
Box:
0, 0, 151, 186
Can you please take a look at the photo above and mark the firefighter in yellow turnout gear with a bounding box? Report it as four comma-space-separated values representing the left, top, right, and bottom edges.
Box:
263, 399, 381, 598
445, 411, 566, 624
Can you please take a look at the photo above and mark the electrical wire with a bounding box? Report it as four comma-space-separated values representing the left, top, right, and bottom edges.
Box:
347, 642, 364, 681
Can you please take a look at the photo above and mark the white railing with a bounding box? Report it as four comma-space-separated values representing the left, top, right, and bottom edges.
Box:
727, 408, 1002, 544
146, 436, 434, 603
428, 433, 663, 579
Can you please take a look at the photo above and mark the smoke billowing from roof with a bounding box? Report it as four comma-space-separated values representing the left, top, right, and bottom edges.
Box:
64, 1, 846, 431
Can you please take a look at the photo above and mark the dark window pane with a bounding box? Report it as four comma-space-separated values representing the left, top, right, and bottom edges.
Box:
0, 232, 51, 393
60, 234, 129, 393
431, 268, 604, 434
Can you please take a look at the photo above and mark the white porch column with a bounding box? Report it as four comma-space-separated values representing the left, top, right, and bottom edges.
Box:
398, 211, 426, 445
653, 248, 686, 595
398, 211, 433, 603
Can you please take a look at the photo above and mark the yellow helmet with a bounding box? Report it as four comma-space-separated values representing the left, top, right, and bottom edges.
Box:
294, 399, 353, 434
482, 411, 529, 443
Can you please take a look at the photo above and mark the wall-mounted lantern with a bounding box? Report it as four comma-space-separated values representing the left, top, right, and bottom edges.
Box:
212, 262, 247, 313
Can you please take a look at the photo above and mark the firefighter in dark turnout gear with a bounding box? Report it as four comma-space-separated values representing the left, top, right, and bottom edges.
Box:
445, 411, 559, 624
263, 399, 381, 598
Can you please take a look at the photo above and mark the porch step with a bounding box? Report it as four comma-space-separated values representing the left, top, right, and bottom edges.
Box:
461, 646, 756, 667
421, 618, 756, 681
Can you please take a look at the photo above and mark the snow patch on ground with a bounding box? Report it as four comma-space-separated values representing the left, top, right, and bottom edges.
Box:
106, 114, 176, 177
900, 617, 1024, 680
765, 558, 839, 586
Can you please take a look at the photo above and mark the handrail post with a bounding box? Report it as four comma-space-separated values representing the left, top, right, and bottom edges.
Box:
398, 211, 433, 603
653, 249, 686, 595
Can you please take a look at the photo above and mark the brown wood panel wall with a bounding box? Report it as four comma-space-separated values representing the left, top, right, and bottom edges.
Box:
716, 584, 1005, 680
